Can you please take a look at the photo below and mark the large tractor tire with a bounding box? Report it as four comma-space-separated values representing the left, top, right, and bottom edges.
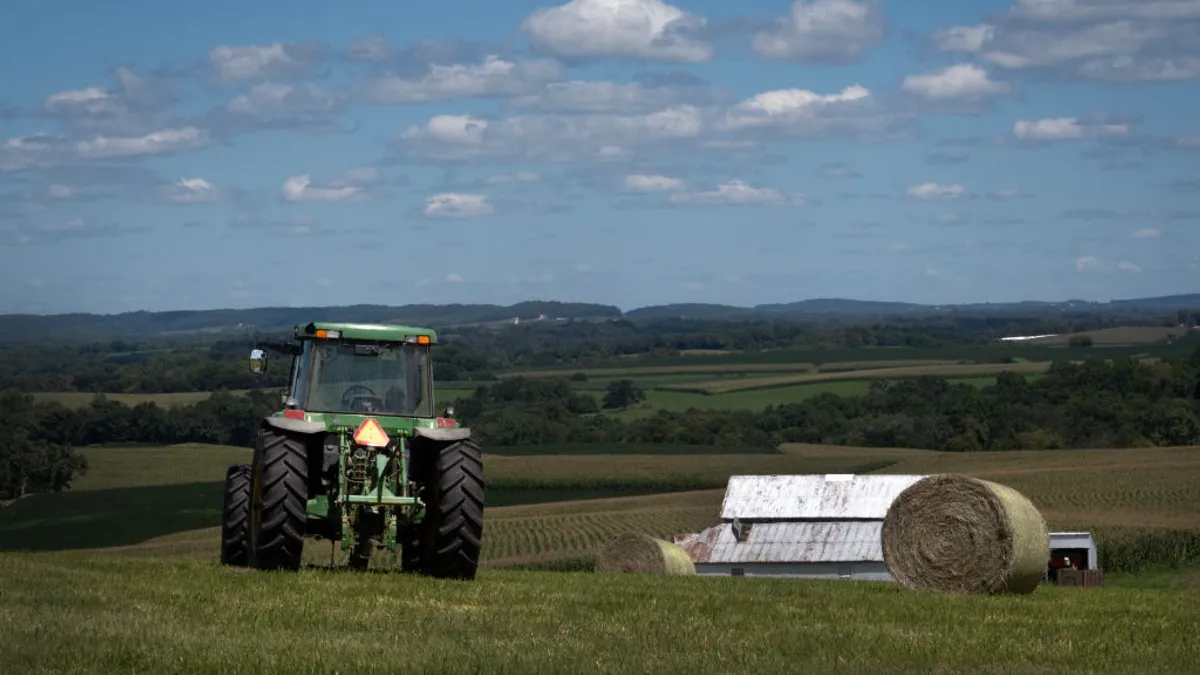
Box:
248, 426, 309, 571
220, 464, 252, 566
418, 439, 485, 580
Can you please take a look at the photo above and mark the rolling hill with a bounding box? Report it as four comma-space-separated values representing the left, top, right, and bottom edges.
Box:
0, 294, 1196, 343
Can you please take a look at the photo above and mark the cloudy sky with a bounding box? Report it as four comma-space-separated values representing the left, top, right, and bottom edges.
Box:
2, 0, 1198, 314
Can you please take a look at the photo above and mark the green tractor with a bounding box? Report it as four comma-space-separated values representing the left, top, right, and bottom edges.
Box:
219, 321, 484, 579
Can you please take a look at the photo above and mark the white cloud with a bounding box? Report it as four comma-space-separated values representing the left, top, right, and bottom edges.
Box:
1012, 117, 1130, 141
282, 168, 376, 202
906, 182, 966, 200
753, 0, 886, 62
162, 177, 220, 204
1076, 255, 1100, 272
394, 107, 703, 163
717, 84, 896, 140
624, 173, 685, 192
1117, 260, 1142, 272
227, 82, 340, 116
670, 179, 806, 206
48, 185, 74, 199
445, 273, 465, 282
360, 55, 563, 103
990, 188, 1022, 199
901, 63, 1012, 100
521, 0, 712, 62
933, 2, 1200, 82
1009, 1, 1200, 23
507, 79, 731, 113
753, 0, 888, 62
38, 68, 175, 136
1177, 133, 1200, 149
208, 43, 325, 81
74, 127, 210, 159
423, 193, 494, 218
1132, 227, 1162, 239
935, 24, 996, 53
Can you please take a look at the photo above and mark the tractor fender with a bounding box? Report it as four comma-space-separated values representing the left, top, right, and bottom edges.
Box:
413, 427, 472, 442
264, 416, 328, 435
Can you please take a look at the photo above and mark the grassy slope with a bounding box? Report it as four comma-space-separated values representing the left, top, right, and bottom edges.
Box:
6, 442, 1200, 570
1, 554, 1196, 675
664, 361, 1054, 394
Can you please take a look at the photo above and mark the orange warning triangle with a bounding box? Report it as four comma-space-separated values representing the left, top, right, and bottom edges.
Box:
353, 418, 390, 448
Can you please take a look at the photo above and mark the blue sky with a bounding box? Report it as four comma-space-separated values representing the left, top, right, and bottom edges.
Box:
1, 0, 1198, 315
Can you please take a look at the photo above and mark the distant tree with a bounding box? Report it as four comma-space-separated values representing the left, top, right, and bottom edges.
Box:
601, 379, 646, 410
0, 431, 88, 501
1069, 335, 1094, 348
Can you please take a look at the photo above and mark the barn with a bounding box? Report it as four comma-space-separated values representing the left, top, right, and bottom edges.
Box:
674, 473, 925, 580
674, 473, 1098, 582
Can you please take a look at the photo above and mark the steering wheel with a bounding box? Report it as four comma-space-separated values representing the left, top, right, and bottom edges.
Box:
341, 385, 378, 408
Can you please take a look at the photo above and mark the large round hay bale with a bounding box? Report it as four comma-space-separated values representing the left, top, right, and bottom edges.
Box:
594, 533, 696, 575
881, 474, 1049, 595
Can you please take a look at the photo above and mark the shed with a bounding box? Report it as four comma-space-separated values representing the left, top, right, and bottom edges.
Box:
1047, 531, 1100, 574
675, 474, 926, 580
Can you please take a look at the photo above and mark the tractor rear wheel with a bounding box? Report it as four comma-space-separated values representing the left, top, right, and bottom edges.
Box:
248, 426, 309, 571
220, 464, 252, 566
418, 439, 484, 580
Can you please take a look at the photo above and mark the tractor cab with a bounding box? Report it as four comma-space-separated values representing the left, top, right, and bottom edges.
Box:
250, 322, 447, 423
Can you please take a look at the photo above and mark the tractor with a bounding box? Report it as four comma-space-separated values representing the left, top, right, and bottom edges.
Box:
219, 321, 484, 579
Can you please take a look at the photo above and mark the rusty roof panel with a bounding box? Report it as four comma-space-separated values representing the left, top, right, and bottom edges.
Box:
677, 521, 886, 564
719, 474, 927, 521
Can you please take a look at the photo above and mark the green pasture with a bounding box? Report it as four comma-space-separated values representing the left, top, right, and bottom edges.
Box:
0, 553, 1197, 674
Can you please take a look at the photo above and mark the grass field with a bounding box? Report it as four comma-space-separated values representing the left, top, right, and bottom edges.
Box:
609, 376, 1004, 419
4, 440, 1200, 673
1024, 326, 1190, 346
30, 390, 256, 409
6, 442, 1200, 571
659, 361, 1054, 394
3, 555, 1198, 674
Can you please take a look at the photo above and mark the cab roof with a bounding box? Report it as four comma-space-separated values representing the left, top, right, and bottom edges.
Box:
297, 321, 438, 343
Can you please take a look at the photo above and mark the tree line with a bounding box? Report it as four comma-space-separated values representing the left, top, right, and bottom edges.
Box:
2, 311, 1193, 393
451, 351, 1200, 450
4, 348, 1199, 500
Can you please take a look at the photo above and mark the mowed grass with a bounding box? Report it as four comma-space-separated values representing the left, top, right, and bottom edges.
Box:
5, 442, 1200, 574
2, 554, 1198, 675
30, 390, 256, 409
1024, 326, 1189, 346
664, 361, 1054, 394
611, 376, 1003, 419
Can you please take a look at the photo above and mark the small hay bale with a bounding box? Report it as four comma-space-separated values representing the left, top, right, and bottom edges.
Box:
881, 474, 1049, 595
594, 533, 696, 575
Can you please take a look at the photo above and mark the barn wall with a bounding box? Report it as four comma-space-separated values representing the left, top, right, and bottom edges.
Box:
695, 561, 893, 581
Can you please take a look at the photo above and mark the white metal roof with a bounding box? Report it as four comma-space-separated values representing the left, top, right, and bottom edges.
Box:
719, 474, 927, 521
678, 521, 886, 564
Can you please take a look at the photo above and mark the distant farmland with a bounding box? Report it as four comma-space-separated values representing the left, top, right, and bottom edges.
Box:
658, 361, 1054, 395
1021, 326, 1191, 346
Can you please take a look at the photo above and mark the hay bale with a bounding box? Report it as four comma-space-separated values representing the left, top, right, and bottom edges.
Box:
881, 474, 1049, 595
594, 533, 696, 575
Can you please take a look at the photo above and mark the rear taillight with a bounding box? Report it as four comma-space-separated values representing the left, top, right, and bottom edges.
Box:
283, 409, 305, 420
436, 417, 456, 428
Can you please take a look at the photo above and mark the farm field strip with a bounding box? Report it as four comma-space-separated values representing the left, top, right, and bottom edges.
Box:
30, 390, 257, 409
665, 361, 1055, 394
1023, 326, 1189, 346
609, 376, 1004, 418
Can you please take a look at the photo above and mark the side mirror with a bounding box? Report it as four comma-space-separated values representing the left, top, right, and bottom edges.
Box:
249, 348, 268, 374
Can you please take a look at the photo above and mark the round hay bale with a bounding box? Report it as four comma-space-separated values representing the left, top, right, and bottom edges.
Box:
881, 474, 1049, 595
594, 533, 696, 575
